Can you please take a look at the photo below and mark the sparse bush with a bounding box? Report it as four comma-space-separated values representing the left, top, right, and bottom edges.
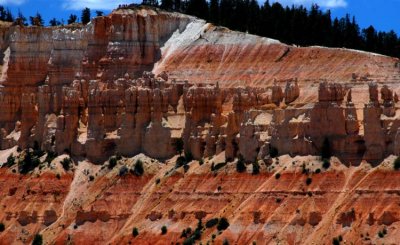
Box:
394, 157, 400, 170
183, 164, 190, 173
252, 162, 260, 175
56, 173, 61, 180
45, 151, 57, 164
108, 156, 118, 169
332, 237, 340, 245
0, 222, 4, 232
199, 159, 204, 165
176, 156, 187, 168
315, 168, 321, 174
306, 177, 312, 185
212, 234, 216, 240
185, 151, 193, 162
155, 178, 160, 184
217, 217, 229, 231
275, 173, 281, 179
183, 237, 195, 245
323, 158, 331, 169
19, 151, 41, 174
133, 160, 144, 176
132, 227, 139, 237
206, 218, 218, 228
161, 225, 167, 235
236, 155, 246, 173
5, 154, 15, 167
223, 238, 230, 245
89, 175, 95, 181
33, 141, 44, 158
32, 234, 43, 245
61, 157, 72, 171
119, 166, 128, 176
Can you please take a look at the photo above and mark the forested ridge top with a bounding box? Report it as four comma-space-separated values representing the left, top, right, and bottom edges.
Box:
0, 1, 399, 58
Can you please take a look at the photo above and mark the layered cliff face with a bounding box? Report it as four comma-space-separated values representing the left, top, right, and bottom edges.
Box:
1, 5, 400, 245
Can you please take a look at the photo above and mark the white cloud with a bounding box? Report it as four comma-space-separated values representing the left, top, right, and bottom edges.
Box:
0, 0, 25, 5
270, 0, 348, 8
62, 0, 139, 11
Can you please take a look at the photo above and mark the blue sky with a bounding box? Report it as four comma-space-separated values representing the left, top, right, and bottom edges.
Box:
2, 0, 400, 33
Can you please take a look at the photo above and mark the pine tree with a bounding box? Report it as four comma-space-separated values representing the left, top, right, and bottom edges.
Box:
49, 18, 61, 26
186, 0, 209, 20
67, 14, 78, 24
15, 10, 27, 26
161, 0, 174, 10
81, 7, 91, 25
174, 0, 182, 11
209, 0, 219, 24
29, 12, 44, 26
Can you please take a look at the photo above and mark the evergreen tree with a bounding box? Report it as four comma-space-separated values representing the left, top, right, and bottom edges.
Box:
209, 0, 219, 24
174, 0, 182, 11
95, 10, 104, 17
29, 12, 44, 26
186, 0, 208, 20
81, 7, 91, 25
161, 0, 174, 10
16, 10, 27, 26
67, 14, 78, 24
142, 0, 159, 6
49, 18, 61, 26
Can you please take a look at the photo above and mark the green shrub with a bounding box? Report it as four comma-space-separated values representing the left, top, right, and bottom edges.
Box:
108, 156, 118, 169
119, 166, 128, 176
206, 218, 219, 228
61, 157, 72, 171
199, 159, 204, 166
132, 227, 139, 237
252, 162, 260, 175
176, 156, 187, 168
183, 237, 195, 245
5, 154, 15, 167
275, 173, 281, 179
332, 237, 340, 245
33, 141, 44, 158
32, 234, 43, 245
161, 225, 167, 235
306, 177, 312, 185
89, 175, 95, 181
323, 158, 331, 169
19, 151, 41, 174
0, 222, 4, 232
45, 151, 57, 164
315, 168, 321, 174
217, 217, 229, 231
133, 160, 144, 176
185, 151, 194, 162
394, 157, 400, 170
236, 155, 246, 173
